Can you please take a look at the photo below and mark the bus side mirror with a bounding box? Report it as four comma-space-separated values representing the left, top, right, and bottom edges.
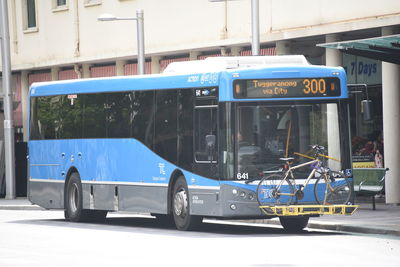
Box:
206, 135, 216, 162
206, 135, 216, 149
362, 100, 373, 121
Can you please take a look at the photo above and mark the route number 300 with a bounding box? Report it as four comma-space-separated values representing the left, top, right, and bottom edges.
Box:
303, 79, 327, 95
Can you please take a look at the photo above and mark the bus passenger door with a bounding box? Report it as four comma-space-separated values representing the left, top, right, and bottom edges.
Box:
193, 105, 218, 179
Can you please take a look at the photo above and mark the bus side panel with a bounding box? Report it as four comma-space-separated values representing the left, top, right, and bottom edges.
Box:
81, 183, 115, 211
79, 183, 169, 214
29, 138, 224, 215
29, 140, 63, 180
77, 139, 171, 213
187, 186, 221, 217
118, 185, 168, 214
28, 140, 65, 209
29, 180, 64, 209
219, 183, 265, 218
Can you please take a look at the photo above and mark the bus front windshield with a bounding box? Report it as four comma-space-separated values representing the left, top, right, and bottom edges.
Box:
235, 102, 344, 180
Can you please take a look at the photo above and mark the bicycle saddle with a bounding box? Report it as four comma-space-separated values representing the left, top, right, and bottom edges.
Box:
279, 157, 294, 161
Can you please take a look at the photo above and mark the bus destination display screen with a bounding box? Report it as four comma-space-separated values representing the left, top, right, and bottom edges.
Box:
234, 77, 341, 99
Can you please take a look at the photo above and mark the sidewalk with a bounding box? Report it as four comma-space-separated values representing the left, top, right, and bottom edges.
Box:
0, 197, 42, 210
1, 197, 399, 236
308, 201, 400, 236
247, 197, 400, 236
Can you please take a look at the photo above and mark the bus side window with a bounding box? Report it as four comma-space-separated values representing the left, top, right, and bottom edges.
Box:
131, 91, 155, 149
82, 94, 107, 138
59, 94, 82, 139
31, 96, 61, 140
178, 89, 194, 171
106, 92, 133, 138
29, 97, 40, 140
154, 90, 178, 164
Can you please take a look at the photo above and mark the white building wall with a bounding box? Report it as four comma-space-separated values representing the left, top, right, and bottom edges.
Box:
271, 0, 400, 31
10, 0, 78, 69
3, 0, 400, 71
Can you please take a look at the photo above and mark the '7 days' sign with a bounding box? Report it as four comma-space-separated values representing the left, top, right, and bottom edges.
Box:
343, 54, 382, 85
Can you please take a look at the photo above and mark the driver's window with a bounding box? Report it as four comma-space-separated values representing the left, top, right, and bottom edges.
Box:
236, 106, 298, 176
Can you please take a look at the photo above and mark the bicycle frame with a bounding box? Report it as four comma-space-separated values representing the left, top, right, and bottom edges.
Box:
257, 147, 352, 209
275, 158, 321, 197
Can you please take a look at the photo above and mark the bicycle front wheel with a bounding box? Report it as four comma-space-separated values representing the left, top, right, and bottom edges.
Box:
314, 171, 352, 205
257, 174, 294, 214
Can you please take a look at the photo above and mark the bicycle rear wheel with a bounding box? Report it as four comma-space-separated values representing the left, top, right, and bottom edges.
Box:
314, 171, 352, 205
257, 174, 294, 215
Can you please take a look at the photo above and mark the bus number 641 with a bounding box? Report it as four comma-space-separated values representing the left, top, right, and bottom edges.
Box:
237, 173, 249, 180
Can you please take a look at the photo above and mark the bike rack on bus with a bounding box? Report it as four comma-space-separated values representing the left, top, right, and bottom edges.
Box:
259, 204, 359, 216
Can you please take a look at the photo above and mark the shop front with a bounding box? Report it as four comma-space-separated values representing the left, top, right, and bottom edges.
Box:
344, 55, 384, 169
318, 33, 400, 204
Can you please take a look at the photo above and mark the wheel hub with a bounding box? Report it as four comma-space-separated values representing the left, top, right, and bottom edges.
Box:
174, 189, 188, 217
295, 189, 304, 200
272, 189, 280, 199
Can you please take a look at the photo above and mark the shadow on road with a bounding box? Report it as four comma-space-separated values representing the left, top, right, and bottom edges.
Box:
10, 213, 346, 237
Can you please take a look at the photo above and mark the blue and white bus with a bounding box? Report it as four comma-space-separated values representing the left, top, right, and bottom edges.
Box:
28, 56, 353, 231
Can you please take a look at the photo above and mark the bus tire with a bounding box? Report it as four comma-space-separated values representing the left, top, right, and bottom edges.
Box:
65, 172, 86, 222
172, 176, 202, 231
65, 172, 108, 222
279, 216, 309, 232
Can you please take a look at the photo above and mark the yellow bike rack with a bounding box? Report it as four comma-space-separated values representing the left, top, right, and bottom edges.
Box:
259, 204, 359, 216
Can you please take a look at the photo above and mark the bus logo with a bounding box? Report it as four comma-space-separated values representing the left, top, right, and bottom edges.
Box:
158, 163, 166, 175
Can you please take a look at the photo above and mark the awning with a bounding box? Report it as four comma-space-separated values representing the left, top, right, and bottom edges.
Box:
317, 34, 400, 64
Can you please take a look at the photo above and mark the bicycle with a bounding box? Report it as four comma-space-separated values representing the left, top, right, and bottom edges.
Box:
256, 145, 353, 215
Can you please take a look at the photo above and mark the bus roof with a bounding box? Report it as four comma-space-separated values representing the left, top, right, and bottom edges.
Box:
163, 55, 310, 74
29, 56, 347, 100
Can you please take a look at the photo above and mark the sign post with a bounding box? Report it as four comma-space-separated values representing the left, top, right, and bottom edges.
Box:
0, 0, 16, 199
97, 10, 145, 75
251, 0, 260, 56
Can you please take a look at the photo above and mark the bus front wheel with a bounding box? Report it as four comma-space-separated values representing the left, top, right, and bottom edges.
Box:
279, 216, 309, 232
172, 176, 202, 231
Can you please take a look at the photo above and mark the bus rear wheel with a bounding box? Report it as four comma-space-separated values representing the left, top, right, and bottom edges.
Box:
64, 172, 107, 222
65, 172, 85, 222
172, 176, 202, 231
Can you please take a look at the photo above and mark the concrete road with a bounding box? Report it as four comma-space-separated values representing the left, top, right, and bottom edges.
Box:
0, 210, 399, 267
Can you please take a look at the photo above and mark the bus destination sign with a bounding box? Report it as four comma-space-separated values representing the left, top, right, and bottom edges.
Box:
234, 77, 341, 99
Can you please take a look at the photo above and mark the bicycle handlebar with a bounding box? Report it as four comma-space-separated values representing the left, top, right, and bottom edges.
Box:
294, 145, 340, 162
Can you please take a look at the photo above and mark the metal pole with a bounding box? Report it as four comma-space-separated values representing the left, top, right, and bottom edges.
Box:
136, 9, 145, 75
251, 0, 260, 56
0, 0, 16, 199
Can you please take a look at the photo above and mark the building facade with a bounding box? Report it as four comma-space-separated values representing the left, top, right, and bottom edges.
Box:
1, 0, 400, 203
